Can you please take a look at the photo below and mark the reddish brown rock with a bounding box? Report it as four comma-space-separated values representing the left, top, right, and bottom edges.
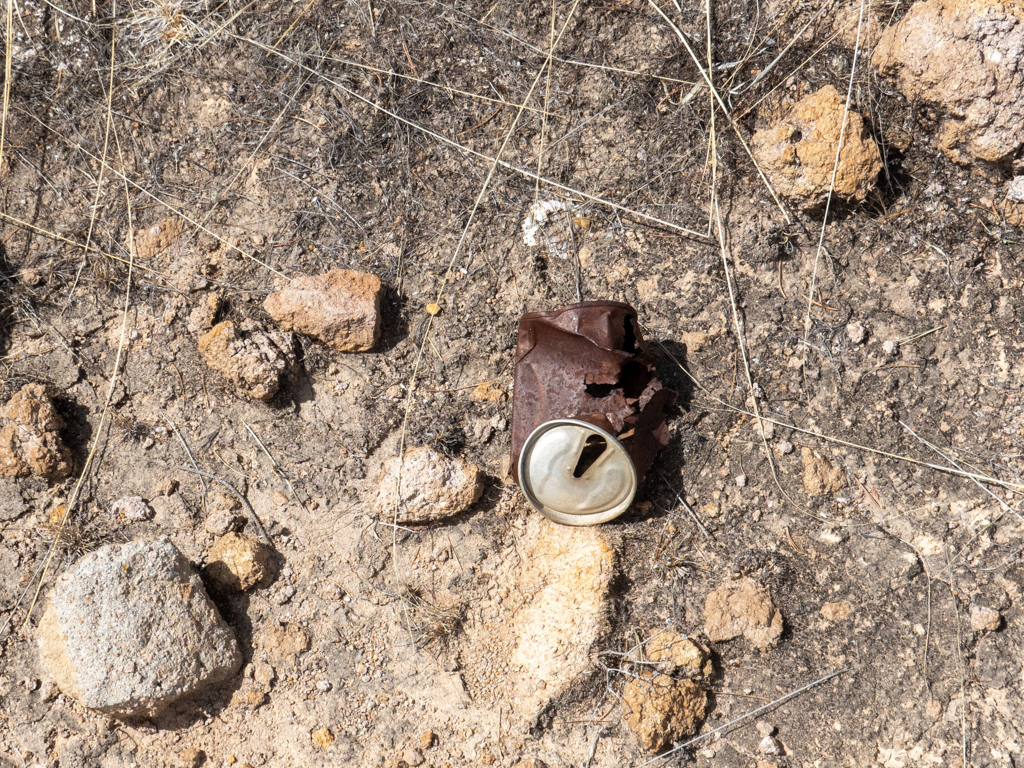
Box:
0, 383, 72, 480
263, 269, 383, 352
751, 86, 882, 209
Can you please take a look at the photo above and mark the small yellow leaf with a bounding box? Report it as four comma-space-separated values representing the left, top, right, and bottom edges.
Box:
425, 302, 441, 316
573, 216, 592, 230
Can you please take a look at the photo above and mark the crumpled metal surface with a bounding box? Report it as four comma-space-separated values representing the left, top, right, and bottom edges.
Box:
510, 301, 677, 485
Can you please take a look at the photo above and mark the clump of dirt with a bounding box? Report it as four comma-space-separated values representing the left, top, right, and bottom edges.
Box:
622, 674, 707, 752
800, 447, 848, 496
645, 631, 713, 678
703, 577, 784, 652
205, 532, 275, 591
0, 383, 73, 480
751, 85, 882, 209
873, 0, 1024, 168
197, 320, 296, 401
132, 218, 185, 260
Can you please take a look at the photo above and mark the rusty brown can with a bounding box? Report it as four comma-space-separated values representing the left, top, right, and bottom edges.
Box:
510, 301, 676, 525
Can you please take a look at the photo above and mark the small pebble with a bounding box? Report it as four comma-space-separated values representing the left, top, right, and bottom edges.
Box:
403, 748, 425, 767
756, 720, 775, 737
882, 339, 898, 356
110, 496, 154, 522
272, 586, 296, 605
777, 440, 794, 455
970, 604, 1001, 632
735, 475, 747, 488
846, 321, 867, 345
759, 735, 783, 755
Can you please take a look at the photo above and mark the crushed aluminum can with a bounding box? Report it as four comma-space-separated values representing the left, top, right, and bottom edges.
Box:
510, 301, 677, 525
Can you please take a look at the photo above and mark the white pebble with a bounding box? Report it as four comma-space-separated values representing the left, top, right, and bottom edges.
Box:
846, 321, 867, 345
759, 735, 783, 755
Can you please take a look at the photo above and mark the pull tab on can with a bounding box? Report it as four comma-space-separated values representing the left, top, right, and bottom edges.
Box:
518, 419, 637, 526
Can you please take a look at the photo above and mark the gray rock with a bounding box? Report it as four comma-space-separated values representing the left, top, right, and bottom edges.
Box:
38, 538, 241, 717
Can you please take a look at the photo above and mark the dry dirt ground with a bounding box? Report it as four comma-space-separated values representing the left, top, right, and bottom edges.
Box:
2, 0, 1024, 766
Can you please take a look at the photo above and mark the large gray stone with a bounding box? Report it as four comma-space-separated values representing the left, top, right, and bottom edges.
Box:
38, 538, 241, 717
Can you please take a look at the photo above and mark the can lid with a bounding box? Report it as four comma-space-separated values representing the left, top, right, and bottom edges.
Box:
518, 419, 637, 526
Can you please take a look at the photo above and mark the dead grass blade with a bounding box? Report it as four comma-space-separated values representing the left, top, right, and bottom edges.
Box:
804, 0, 867, 342
1, 0, 11, 174
636, 667, 852, 766
14, 34, 138, 642
388, 0, 584, 579
11, 108, 289, 279
658, 343, 1024, 494
236, 34, 709, 241
647, 0, 793, 225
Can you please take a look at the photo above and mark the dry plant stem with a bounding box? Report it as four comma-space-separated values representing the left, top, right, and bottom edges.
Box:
12, 111, 289, 279
534, 0, 557, 200
899, 420, 1023, 584
730, 0, 831, 96
178, 467, 271, 544
128, 0, 261, 93
431, 0, 701, 88
899, 421, 1023, 523
743, 16, 854, 115
583, 725, 605, 768
273, 0, 320, 49
947, 552, 970, 764
656, 342, 1024, 494
647, 0, 793, 225
0, 212, 174, 283
704, 0, 716, 237
636, 667, 852, 766
0, 555, 53, 641
243, 420, 309, 515
388, 0, 584, 580
712, 197, 792, 509
804, 0, 865, 342
195, 68, 315, 235
325, 55, 557, 118
653, 467, 710, 538
169, 419, 207, 515
16, 25, 135, 641
237, 35, 707, 241
75, 5, 122, 300
1, 0, 12, 174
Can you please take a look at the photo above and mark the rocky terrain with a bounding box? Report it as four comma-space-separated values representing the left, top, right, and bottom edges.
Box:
2, 0, 1024, 765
